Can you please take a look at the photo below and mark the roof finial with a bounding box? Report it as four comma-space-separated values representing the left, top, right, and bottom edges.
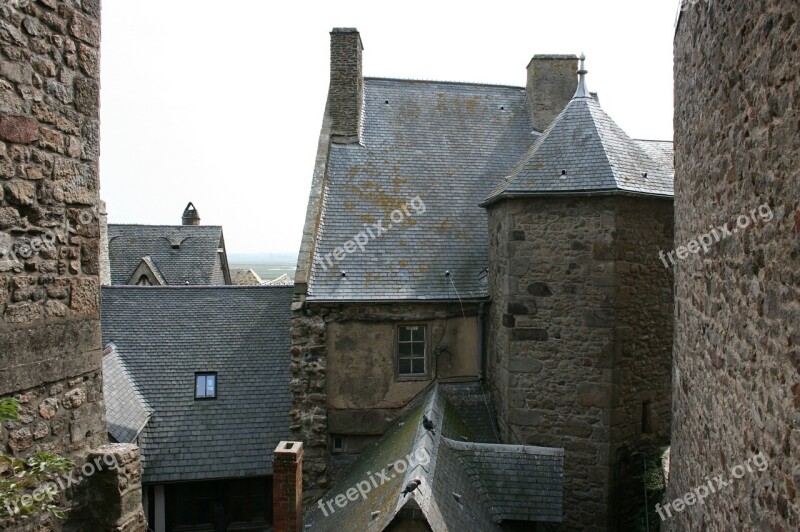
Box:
574, 53, 590, 98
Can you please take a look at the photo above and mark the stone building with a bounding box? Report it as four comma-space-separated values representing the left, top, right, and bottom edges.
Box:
481, 58, 674, 529
0, 0, 145, 529
101, 285, 293, 531
107, 203, 232, 286
667, 0, 799, 529
292, 28, 674, 529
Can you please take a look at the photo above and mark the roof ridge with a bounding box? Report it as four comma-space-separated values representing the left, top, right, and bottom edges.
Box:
365, 76, 525, 91
108, 224, 223, 229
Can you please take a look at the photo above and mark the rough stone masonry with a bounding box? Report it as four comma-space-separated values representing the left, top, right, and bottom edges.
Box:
0, 1, 145, 529
668, 0, 799, 530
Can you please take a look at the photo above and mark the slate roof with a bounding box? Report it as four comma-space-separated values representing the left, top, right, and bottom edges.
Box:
302, 383, 563, 531
307, 78, 537, 302
100, 285, 293, 483
483, 73, 674, 204
103, 344, 152, 444
108, 224, 229, 285
307, 75, 673, 302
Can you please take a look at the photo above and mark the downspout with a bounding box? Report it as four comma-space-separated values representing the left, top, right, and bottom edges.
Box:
477, 302, 486, 380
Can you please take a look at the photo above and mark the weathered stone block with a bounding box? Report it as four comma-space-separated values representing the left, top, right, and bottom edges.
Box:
63, 387, 86, 409
508, 357, 543, 374
577, 383, 612, 408
4, 301, 42, 322
8, 427, 32, 451
527, 282, 552, 296
5, 180, 35, 205
0, 115, 39, 144
69, 277, 98, 314
74, 77, 99, 114
512, 328, 549, 341
43, 298, 68, 317
39, 397, 59, 419
0, 206, 22, 228
68, 11, 100, 46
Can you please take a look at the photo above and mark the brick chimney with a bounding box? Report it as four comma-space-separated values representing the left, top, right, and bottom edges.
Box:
182, 202, 200, 225
526, 54, 579, 132
329, 28, 363, 144
273, 441, 304, 532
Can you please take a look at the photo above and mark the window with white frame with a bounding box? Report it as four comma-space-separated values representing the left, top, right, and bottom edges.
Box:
397, 325, 426, 377
195, 373, 217, 399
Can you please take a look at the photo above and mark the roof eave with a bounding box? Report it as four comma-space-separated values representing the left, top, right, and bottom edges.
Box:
481, 188, 674, 207
304, 296, 490, 305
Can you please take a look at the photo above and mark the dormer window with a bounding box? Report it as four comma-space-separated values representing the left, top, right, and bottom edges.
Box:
195, 373, 217, 399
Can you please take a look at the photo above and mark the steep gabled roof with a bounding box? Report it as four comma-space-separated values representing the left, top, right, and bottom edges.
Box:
302, 383, 563, 530
307, 78, 537, 302
126, 255, 167, 285
108, 224, 230, 285
100, 286, 293, 483
103, 344, 152, 444
483, 59, 673, 205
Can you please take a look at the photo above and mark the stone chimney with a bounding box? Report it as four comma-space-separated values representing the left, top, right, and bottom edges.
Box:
329, 28, 363, 144
526, 54, 579, 132
273, 441, 304, 531
181, 202, 200, 225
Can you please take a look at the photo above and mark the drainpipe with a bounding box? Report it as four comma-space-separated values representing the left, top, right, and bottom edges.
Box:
477, 302, 486, 380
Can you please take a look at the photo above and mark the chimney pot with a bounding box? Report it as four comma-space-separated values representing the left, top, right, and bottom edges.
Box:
182, 202, 200, 226
329, 28, 363, 144
526, 54, 579, 132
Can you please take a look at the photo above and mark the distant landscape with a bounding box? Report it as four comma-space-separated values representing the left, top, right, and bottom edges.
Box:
228, 252, 297, 281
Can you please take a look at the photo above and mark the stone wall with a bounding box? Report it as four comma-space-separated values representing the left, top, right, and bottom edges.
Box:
668, 0, 799, 529
290, 300, 481, 501
486, 195, 673, 530
289, 297, 329, 503
1, 0, 105, 450
0, 1, 145, 529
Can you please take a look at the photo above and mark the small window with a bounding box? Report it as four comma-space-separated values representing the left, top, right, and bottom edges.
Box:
332, 436, 344, 452
136, 275, 151, 286
398, 325, 426, 377
641, 400, 652, 433
195, 373, 217, 399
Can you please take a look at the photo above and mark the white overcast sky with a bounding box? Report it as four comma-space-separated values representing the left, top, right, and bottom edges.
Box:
100, 0, 679, 254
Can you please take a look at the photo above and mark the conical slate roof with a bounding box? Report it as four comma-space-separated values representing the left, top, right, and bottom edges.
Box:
482, 56, 673, 206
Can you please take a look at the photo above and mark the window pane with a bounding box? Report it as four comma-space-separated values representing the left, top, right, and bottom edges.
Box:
206, 375, 216, 397
412, 359, 425, 374
398, 359, 411, 375
196, 376, 205, 397
411, 342, 425, 356
399, 343, 412, 355
399, 327, 411, 341
412, 328, 424, 342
